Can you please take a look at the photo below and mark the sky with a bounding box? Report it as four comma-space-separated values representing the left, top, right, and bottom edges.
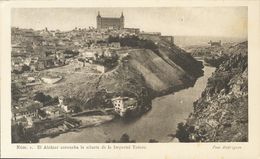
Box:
12, 7, 248, 38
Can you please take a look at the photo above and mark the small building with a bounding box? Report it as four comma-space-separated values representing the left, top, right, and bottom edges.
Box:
26, 117, 34, 128
61, 105, 71, 113
38, 111, 47, 120
111, 96, 137, 117
123, 28, 140, 34
96, 64, 107, 73
81, 51, 96, 59
30, 65, 36, 72
24, 57, 32, 66
58, 96, 64, 106
90, 43, 98, 49
31, 56, 39, 63
109, 42, 121, 48
44, 55, 56, 68
139, 32, 161, 42
96, 41, 108, 48
55, 51, 65, 65
12, 102, 42, 121
208, 40, 221, 47
58, 96, 73, 113
160, 36, 174, 44
104, 48, 117, 57
27, 76, 36, 83
36, 60, 45, 70
43, 106, 60, 118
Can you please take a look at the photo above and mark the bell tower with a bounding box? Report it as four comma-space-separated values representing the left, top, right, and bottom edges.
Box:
97, 11, 101, 29
120, 12, 124, 29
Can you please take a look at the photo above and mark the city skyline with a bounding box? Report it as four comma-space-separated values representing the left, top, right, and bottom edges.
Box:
12, 7, 247, 38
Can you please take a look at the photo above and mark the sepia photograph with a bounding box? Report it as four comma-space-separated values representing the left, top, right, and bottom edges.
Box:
10, 7, 248, 144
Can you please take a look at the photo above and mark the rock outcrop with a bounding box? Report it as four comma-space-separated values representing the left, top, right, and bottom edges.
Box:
175, 41, 248, 142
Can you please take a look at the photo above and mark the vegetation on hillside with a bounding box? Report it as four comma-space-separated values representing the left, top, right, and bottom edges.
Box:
107, 35, 158, 53
175, 41, 248, 142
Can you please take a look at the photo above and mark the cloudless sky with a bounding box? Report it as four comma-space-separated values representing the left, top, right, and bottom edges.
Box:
12, 7, 247, 38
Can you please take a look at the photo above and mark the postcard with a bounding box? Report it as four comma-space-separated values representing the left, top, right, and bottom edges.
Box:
1, 0, 260, 158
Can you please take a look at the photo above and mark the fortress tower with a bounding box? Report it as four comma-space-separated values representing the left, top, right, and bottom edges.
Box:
96, 11, 124, 30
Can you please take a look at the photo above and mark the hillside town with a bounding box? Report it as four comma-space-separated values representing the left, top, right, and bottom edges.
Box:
11, 12, 176, 142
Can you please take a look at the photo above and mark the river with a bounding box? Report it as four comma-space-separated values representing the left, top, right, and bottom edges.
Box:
40, 63, 215, 143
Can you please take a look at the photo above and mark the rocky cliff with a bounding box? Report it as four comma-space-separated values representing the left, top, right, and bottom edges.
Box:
175, 41, 248, 142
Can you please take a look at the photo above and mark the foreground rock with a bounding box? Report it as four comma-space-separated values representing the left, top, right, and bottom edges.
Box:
175, 41, 248, 142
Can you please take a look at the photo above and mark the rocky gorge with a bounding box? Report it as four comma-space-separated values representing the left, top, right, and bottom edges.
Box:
175, 41, 248, 142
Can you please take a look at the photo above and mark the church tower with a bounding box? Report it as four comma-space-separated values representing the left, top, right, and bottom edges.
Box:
120, 12, 124, 29
97, 11, 101, 29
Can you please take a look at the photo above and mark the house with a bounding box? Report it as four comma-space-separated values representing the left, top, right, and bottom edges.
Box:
12, 57, 24, 67
29, 57, 39, 71
123, 28, 140, 35
24, 57, 32, 66
111, 96, 137, 117
90, 43, 98, 49
36, 60, 45, 70
139, 32, 161, 41
109, 42, 120, 48
55, 51, 65, 65
61, 105, 71, 113
96, 64, 107, 73
12, 102, 42, 121
104, 48, 117, 57
38, 110, 47, 120
44, 55, 56, 68
96, 41, 108, 48
160, 36, 174, 44
26, 117, 34, 128
58, 96, 72, 113
30, 65, 36, 72
42, 106, 60, 118
208, 40, 221, 47
30, 57, 39, 64
81, 51, 96, 59
27, 77, 36, 83
58, 96, 64, 105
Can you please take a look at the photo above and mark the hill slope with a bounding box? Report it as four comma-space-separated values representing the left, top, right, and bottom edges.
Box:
36, 39, 204, 114
175, 41, 248, 142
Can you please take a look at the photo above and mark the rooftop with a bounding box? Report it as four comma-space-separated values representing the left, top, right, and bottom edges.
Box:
13, 102, 42, 114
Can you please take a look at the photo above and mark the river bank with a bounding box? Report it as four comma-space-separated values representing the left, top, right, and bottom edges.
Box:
175, 41, 248, 142
36, 110, 116, 140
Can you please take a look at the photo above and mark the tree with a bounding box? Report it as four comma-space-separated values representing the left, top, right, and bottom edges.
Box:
105, 133, 136, 143
33, 92, 58, 106
73, 106, 82, 113
175, 122, 190, 142
148, 139, 158, 143
11, 83, 21, 102
119, 133, 130, 142
21, 65, 30, 72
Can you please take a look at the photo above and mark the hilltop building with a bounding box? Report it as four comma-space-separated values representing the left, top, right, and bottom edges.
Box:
97, 11, 124, 30
208, 40, 221, 47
